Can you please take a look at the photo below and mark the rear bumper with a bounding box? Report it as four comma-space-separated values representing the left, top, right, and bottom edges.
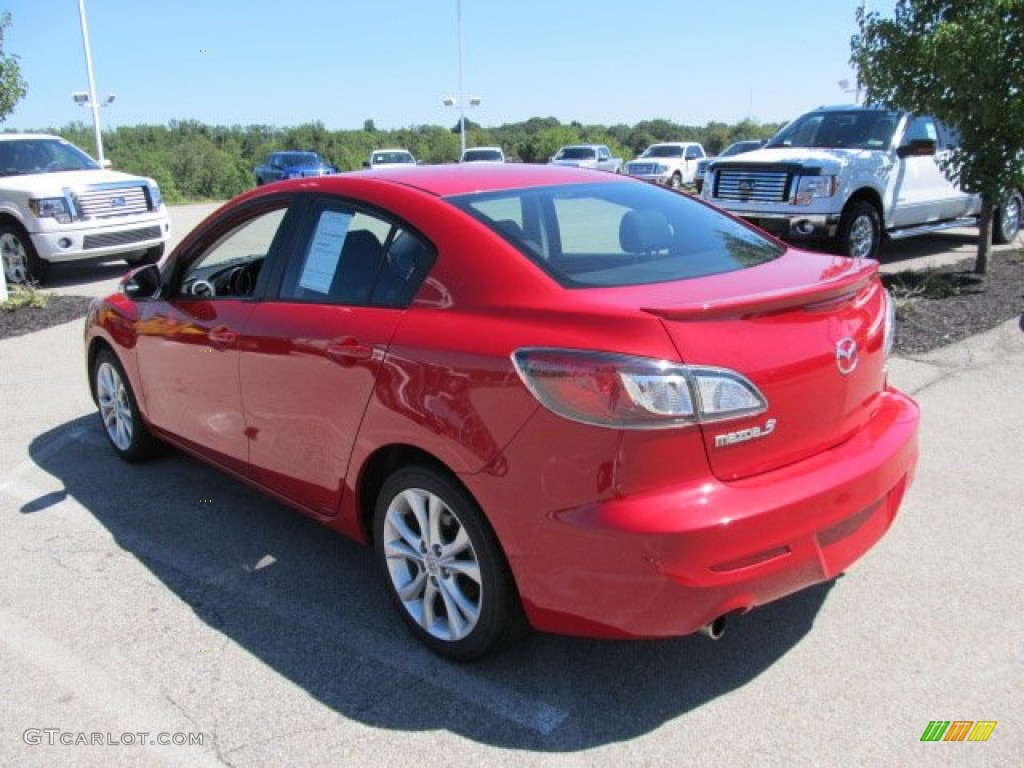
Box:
485, 388, 919, 639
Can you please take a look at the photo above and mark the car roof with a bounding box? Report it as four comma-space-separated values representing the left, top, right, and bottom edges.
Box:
279, 163, 627, 197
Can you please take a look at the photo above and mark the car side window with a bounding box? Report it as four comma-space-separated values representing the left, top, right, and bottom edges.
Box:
903, 116, 938, 145
179, 205, 288, 299
278, 207, 433, 308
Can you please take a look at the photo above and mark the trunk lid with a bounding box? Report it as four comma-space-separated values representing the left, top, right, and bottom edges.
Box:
641, 251, 889, 481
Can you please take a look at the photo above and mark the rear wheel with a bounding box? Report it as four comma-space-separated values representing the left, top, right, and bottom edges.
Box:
1, 224, 49, 284
836, 201, 881, 260
993, 192, 1022, 244
374, 465, 523, 660
92, 348, 161, 462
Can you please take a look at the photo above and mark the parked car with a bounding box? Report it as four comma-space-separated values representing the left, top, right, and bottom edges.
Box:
625, 142, 706, 188
254, 151, 337, 186
85, 164, 919, 660
364, 149, 418, 170
548, 144, 623, 173
1, 133, 170, 285
701, 105, 1022, 258
693, 139, 766, 194
461, 146, 505, 163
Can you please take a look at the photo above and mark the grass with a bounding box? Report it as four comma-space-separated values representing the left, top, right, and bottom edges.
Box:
1, 283, 49, 312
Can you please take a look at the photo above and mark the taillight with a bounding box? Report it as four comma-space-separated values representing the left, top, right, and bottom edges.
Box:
882, 288, 896, 360
512, 348, 767, 430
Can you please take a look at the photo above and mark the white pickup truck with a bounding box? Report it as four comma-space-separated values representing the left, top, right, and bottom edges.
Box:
625, 142, 706, 188
701, 106, 1022, 259
1, 133, 170, 284
549, 144, 623, 173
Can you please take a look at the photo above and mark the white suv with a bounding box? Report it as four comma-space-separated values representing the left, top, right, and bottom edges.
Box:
1, 134, 170, 284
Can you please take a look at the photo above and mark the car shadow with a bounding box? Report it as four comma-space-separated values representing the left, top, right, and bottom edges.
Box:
41, 258, 139, 290
878, 231, 977, 265
28, 415, 834, 751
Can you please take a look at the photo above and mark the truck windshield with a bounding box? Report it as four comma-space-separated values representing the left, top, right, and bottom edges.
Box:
642, 146, 684, 158
766, 110, 901, 150
0, 139, 100, 176
557, 147, 596, 160
278, 152, 320, 166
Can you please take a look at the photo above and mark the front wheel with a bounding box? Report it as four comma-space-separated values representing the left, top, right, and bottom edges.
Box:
374, 466, 523, 661
668, 172, 682, 189
836, 201, 881, 260
92, 348, 161, 462
993, 193, 1022, 244
1, 224, 49, 284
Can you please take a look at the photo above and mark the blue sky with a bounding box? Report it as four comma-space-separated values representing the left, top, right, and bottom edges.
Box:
4, 1, 893, 132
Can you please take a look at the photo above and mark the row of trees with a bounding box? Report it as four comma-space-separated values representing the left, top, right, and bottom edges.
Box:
44, 116, 784, 204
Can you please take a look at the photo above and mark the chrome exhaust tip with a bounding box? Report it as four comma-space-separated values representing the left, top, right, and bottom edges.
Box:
698, 615, 727, 640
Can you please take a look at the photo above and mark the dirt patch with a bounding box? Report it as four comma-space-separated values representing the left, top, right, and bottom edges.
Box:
881, 248, 1023, 354
1, 294, 94, 340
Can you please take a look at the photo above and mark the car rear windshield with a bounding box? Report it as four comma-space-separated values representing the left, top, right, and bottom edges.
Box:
447, 181, 784, 288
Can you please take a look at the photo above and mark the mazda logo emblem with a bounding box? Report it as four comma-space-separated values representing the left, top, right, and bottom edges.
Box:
836, 337, 858, 375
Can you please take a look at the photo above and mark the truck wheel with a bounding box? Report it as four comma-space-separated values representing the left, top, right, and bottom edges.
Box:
668, 172, 682, 189
993, 193, 1021, 244
1, 223, 49, 284
836, 201, 881, 260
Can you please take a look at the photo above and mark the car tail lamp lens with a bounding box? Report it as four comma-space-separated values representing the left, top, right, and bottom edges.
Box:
512, 348, 767, 430
882, 289, 896, 359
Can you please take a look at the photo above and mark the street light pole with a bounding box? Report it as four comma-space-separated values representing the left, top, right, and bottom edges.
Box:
77, 0, 105, 166
456, 0, 466, 157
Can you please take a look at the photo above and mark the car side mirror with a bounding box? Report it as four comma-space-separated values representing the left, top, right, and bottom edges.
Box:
897, 139, 937, 158
362, 160, 371, 168
121, 264, 162, 300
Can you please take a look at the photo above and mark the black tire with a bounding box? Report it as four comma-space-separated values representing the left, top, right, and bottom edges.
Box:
836, 201, 881, 260
92, 348, 161, 462
668, 172, 682, 189
993, 192, 1022, 244
373, 465, 524, 661
124, 244, 164, 267
1, 223, 49, 284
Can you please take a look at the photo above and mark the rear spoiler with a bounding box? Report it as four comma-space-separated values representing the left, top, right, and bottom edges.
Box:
642, 260, 879, 320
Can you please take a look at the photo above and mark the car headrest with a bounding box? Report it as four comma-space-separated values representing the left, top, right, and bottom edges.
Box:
619, 209, 674, 253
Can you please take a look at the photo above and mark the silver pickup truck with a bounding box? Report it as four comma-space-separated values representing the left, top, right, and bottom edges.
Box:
701, 105, 1022, 259
549, 144, 623, 173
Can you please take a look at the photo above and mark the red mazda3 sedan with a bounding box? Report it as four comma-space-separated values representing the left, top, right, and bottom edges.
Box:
84, 164, 919, 660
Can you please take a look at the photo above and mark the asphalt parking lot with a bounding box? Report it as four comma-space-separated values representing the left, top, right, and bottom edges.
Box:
1, 204, 1020, 767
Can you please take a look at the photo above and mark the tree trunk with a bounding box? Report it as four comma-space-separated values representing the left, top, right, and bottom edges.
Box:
975, 195, 993, 275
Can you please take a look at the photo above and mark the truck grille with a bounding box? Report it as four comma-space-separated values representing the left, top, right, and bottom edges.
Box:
83, 226, 162, 250
628, 162, 659, 175
76, 184, 152, 218
713, 167, 791, 203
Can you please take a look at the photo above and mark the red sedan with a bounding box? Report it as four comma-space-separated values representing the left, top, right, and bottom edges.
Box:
84, 164, 919, 660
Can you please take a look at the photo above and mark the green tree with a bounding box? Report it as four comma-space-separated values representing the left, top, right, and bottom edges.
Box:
852, 0, 1024, 273
0, 12, 27, 122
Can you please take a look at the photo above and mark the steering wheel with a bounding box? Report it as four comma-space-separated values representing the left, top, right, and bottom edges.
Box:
188, 279, 216, 298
